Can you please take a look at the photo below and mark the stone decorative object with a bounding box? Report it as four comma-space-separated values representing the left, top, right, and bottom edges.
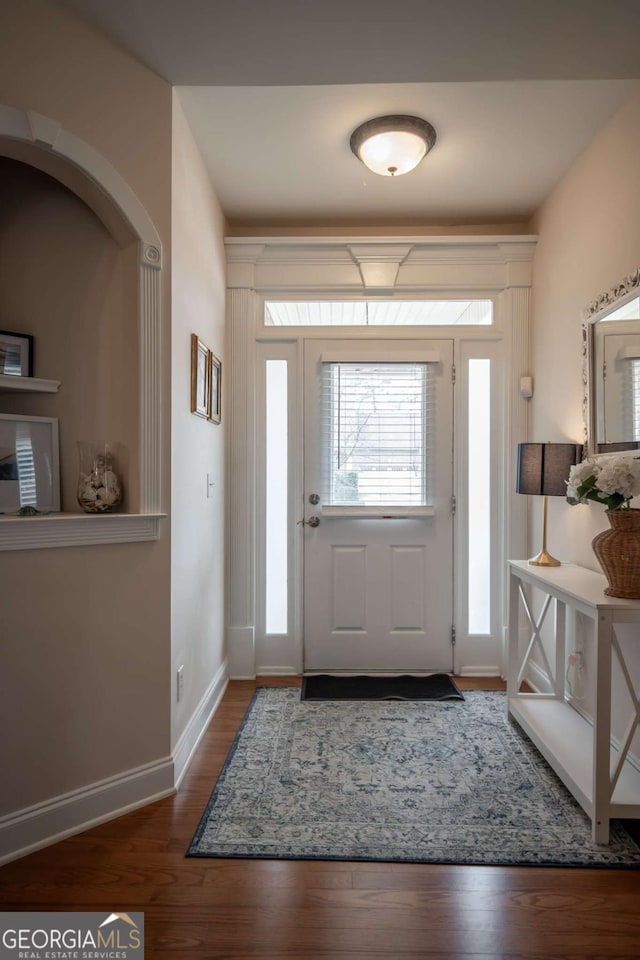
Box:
77, 441, 123, 513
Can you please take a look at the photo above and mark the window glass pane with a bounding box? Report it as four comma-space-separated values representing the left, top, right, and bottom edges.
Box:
322, 363, 430, 507
265, 360, 288, 634
15, 425, 37, 506
266, 300, 492, 326
630, 359, 640, 441
468, 359, 491, 634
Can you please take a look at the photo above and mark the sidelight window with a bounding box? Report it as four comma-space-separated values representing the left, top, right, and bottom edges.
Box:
265, 359, 288, 634
467, 358, 491, 635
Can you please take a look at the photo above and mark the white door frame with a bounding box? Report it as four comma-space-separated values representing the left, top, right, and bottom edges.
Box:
225, 237, 535, 678
302, 338, 455, 673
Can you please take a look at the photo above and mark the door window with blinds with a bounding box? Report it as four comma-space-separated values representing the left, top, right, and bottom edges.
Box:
320, 360, 435, 510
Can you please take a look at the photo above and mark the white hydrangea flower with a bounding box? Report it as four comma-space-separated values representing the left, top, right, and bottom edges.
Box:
596, 457, 640, 499
566, 458, 600, 502
567, 454, 640, 508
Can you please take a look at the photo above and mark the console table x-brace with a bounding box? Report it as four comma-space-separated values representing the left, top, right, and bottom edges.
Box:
507, 560, 640, 844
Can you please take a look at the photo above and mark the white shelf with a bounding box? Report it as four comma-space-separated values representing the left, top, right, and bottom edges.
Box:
509, 696, 640, 811
509, 697, 592, 811
507, 560, 640, 843
0, 512, 165, 550
0, 374, 167, 548
0, 374, 61, 394
508, 560, 639, 611
0, 375, 168, 550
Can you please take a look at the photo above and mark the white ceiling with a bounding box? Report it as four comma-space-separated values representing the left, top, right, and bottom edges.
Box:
177, 80, 639, 224
55, 0, 640, 226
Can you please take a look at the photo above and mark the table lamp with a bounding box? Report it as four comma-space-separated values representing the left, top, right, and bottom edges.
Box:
516, 442, 583, 566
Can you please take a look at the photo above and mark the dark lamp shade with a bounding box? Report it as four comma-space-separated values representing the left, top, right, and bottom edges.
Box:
516, 443, 583, 497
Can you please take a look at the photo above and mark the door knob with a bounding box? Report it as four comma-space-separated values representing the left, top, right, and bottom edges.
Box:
298, 516, 320, 528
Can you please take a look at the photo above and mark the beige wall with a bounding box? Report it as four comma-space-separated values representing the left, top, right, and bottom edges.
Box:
170, 94, 228, 748
530, 92, 640, 732
1, 543, 169, 813
531, 93, 640, 567
0, 0, 173, 822
0, 0, 172, 248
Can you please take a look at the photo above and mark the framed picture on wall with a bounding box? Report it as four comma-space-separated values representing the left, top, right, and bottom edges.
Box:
191, 334, 211, 419
209, 353, 221, 424
0, 330, 34, 378
0, 414, 60, 513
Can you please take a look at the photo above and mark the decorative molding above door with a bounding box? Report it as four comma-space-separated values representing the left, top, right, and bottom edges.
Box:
225, 236, 537, 292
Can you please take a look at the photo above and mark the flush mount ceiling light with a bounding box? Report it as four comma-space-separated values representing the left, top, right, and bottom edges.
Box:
350, 114, 437, 177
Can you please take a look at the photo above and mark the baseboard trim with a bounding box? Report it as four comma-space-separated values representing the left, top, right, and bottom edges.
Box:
0, 757, 174, 866
173, 659, 229, 789
525, 660, 552, 694
256, 666, 299, 677
227, 626, 255, 678
456, 666, 501, 677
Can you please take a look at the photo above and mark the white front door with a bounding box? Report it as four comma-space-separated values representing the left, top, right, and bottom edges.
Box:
303, 339, 454, 672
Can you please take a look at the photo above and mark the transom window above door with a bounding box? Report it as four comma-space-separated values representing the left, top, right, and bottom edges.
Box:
265, 300, 492, 326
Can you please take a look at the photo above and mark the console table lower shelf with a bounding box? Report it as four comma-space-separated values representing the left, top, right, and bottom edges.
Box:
509, 697, 640, 837
507, 560, 640, 844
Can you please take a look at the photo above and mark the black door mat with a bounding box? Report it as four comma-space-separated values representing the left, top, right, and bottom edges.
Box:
301, 673, 464, 701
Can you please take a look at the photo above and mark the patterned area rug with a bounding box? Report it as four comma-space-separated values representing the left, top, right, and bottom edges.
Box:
187, 687, 640, 867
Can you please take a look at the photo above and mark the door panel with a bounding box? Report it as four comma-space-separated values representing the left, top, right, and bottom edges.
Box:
332, 545, 367, 629
391, 546, 426, 630
303, 339, 454, 672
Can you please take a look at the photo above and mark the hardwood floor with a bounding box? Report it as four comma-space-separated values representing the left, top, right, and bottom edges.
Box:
2, 676, 640, 959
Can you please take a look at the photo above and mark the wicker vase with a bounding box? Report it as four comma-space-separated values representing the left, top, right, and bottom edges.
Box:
592, 509, 640, 599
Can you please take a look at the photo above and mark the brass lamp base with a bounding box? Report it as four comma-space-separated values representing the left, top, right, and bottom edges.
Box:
528, 495, 562, 567
528, 549, 561, 567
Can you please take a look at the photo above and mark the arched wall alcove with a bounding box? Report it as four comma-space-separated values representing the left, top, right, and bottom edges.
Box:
0, 106, 164, 549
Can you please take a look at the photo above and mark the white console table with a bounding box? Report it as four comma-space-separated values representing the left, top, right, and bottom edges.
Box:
507, 560, 640, 843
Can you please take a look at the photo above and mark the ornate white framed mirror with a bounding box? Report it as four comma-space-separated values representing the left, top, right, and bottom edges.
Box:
583, 268, 640, 456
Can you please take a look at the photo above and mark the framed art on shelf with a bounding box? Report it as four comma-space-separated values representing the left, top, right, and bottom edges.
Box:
191, 334, 211, 419
0, 414, 60, 514
209, 352, 221, 424
0, 330, 34, 377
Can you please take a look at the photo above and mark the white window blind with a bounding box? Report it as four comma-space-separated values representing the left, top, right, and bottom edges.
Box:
15, 424, 37, 507
320, 362, 434, 507
630, 358, 640, 441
